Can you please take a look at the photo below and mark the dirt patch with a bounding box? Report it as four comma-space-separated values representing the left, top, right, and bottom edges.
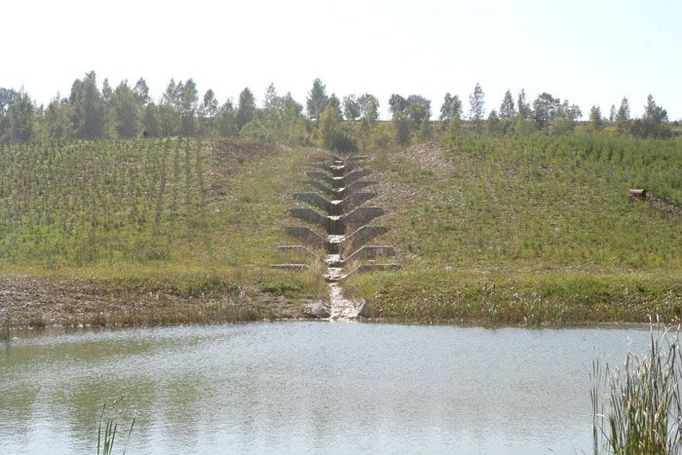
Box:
0, 276, 312, 329
402, 142, 454, 173
212, 140, 282, 172
648, 195, 682, 221
206, 140, 285, 197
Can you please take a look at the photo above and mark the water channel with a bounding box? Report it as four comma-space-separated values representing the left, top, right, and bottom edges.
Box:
0, 322, 654, 454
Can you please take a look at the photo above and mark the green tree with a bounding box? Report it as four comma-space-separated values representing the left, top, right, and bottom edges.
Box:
159, 79, 182, 135
217, 99, 237, 137
133, 78, 151, 106
487, 109, 501, 134
43, 94, 75, 140
6, 92, 34, 142
609, 104, 616, 123
517, 89, 532, 119
357, 93, 379, 123
69, 71, 106, 138
0, 88, 19, 138
548, 100, 581, 135
328, 94, 342, 118
499, 90, 516, 119
440, 93, 456, 121
109, 80, 140, 138
630, 94, 671, 138
318, 103, 340, 148
179, 79, 198, 136
393, 114, 411, 145
388, 94, 408, 117
236, 88, 256, 132
142, 103, 160, 137
589, 105, 604, 131
406, 95, 431, 123
532, 92, 559, 129
343, 95, 361, 121
306, 78, 329, 122
199, 89, 219, 135
468, 82, 485, 131
615, 97, 630, 134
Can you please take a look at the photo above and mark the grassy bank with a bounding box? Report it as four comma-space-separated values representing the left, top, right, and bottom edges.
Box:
346, 132, 682, 325
0, 139, 327, 327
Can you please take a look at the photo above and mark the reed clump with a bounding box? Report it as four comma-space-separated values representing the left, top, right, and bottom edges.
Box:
592, 329, 682, 454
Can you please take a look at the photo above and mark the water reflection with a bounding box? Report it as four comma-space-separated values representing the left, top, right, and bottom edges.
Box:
0, 322, 651, 454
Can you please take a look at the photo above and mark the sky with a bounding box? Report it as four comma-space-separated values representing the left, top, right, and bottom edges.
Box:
3, 0, 681, 120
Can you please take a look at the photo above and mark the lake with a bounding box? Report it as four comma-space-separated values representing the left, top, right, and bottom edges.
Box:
0, 322, 653, 454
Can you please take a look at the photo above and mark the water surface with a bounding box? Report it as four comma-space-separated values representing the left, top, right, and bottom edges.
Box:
0, 322, 653, 454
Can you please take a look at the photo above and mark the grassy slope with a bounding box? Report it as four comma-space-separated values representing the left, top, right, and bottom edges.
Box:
0, 139, 327, 312
346, 133, 682, 325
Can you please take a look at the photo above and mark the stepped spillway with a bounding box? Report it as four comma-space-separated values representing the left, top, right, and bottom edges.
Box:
273, 153, 399, 319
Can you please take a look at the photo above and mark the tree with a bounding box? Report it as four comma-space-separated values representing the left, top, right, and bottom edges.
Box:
235, 87, 256, 131
199, 89, 219, 135
102, 79, 113, 104
6, 92, 34, 142
264, 83, 277, 109
406, 95, 431, 123
393, 114, 411, 146
318, 103, 340, 148
69, 71, 106, 138
487, 109, 501, 134
517, 89, 531, 119
615, 97, 631, 134
141, 103, 160, 137
343, 95, 361, 121
109, 80, 140, 138
133, 78, 151, 106
532, 92, 559, 129
440, 94, 463, 126
318, 103, 356, 153
0, 88, 19, 138
589, 105, 604, 131
631, 94, 671, 138
216, 99, 237, 137
43, 94, 74, 140
328, 93, 342, 118
388, 94, 408, 117
499, 90, 516, 119
548, 100, 581, 135
306, 78, 329, 122
179, 79, 198, 136
440, 93, 455, 121
159, 79, 181, 136
468, 83, 485, 131
357, 93, 379, 123
609, 104, 616, 123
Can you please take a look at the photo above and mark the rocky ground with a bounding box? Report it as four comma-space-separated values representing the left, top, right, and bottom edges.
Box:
0, 275, 327, 329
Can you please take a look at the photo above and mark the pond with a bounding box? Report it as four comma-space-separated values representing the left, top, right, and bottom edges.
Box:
0, 322, 653, 454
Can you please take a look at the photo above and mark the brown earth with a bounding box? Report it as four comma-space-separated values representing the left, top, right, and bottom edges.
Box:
0, 276, 315, 329
402, 141, 454, 173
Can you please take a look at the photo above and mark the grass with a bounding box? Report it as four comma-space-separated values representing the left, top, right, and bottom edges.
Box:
97, 400, 135, 455
0, 138, 328, 326
592, 329, 682, 454
345, 132, 682, 325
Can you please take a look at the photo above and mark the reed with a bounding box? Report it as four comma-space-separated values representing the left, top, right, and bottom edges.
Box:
0, 313, 9, 342
97, 400, 135, 455
592, 329, 682, 454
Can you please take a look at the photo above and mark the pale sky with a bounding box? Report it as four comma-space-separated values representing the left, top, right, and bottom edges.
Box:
3, 0, 681, 119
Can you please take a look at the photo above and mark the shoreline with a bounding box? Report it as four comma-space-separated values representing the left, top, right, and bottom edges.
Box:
2, 274, 680, 332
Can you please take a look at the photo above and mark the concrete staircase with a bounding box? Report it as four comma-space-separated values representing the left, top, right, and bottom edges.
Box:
272, 154, 399, 319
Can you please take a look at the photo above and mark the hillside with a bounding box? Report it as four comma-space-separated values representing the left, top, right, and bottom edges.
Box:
346, 134, 682, 325
1, 134, 681, 327
0, 139, 327, 326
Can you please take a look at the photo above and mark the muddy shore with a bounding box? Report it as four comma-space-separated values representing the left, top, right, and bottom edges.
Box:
0, 276, 321, 329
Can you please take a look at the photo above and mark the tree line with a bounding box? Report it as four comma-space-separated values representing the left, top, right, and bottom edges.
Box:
0, 72, 675, 147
